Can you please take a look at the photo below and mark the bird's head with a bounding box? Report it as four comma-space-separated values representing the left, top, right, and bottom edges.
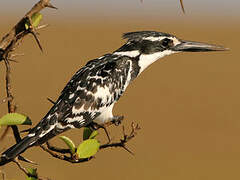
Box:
114, 31, 227, 74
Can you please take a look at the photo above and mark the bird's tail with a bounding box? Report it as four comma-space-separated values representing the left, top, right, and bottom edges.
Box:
0, 123, 67, 166
0, 134, 37, 166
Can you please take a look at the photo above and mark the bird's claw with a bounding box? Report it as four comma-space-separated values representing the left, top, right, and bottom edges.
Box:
112, 115, 124, 126
88, 122, 111, 143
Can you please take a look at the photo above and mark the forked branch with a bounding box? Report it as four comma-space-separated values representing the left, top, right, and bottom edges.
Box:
40, 123, 140, 163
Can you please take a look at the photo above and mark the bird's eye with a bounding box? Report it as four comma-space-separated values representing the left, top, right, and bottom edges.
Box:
162, 38, 173, 47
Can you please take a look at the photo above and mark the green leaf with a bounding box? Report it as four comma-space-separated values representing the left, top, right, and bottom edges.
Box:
89, 130, 99, 139
83, 127, 98, 140
25, 12, 43, 30
77, 139, 100, 159
59, 136, 76, 154
0, 113, 32, 126
26, 168, 38, 180
83, 127, 93, 140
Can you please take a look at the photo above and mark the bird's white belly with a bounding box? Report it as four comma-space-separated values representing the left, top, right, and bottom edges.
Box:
93, 104, 114, 125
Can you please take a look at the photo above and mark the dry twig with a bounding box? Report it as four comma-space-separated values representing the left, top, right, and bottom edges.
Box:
180, 0, 185, 14
13, 157, 31, 177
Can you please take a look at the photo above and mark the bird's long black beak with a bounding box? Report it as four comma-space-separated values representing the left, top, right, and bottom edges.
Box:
172, 40, 228, 52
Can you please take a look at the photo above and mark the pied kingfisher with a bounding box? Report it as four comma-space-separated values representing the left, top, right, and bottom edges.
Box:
0, 31, 227, 165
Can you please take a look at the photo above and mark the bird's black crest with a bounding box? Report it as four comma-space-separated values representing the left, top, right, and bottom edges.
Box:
122, 31, 173, 42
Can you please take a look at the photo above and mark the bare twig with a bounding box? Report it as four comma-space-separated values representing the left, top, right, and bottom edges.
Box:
180, 0, 185, 14
13, 158, 31, 177
14, 157, 49, 180
100, 122, 140, 155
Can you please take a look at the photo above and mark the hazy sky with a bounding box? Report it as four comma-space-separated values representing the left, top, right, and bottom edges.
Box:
0, 0, 239, 21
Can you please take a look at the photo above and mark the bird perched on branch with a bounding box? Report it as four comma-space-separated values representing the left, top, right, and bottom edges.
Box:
0, 31, 227, 165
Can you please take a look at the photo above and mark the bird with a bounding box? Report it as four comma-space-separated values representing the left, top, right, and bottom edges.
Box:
0, 31, 227, 165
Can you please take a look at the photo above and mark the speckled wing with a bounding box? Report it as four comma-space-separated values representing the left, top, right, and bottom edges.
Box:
29, 54, 133, 144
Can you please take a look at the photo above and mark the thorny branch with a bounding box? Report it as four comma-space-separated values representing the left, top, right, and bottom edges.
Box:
3, 58, 21, 142
0, 0, 56, 178
0, 0, 57, 142
40, 123, 140, 164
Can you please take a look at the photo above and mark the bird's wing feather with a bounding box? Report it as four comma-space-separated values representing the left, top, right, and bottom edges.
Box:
58, 54, 133, 127
29, 54, 133, 140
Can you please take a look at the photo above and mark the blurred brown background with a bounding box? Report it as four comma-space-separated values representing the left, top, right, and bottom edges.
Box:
0, 0, 240, 179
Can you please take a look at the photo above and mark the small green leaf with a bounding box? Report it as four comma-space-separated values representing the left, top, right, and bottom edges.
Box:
77, 139, 100, 159
25, 12, 43, 30
83, 127, 93, 140
0, 113, 32, 126
26, 168, 38, 180
83, 127, 99, 140
89, 130, 99, 139
59, 136, 76, 154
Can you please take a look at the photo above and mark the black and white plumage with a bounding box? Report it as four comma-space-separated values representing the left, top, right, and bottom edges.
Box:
0, 31, 227, 165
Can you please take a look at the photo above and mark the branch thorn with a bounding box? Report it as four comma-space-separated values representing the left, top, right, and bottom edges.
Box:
18, 155, 38, 165
30, 31, 43, 52
36, 24, 49, 30
47, 3, 58, 10
47, 98, 55, 104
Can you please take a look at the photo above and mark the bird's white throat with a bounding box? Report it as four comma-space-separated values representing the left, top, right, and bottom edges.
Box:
138, 50, 174, 74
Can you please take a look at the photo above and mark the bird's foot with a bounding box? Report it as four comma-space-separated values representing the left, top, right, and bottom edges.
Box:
110, 115, 124, 126
88, 122, 111, 144
87, 116, 124, 144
